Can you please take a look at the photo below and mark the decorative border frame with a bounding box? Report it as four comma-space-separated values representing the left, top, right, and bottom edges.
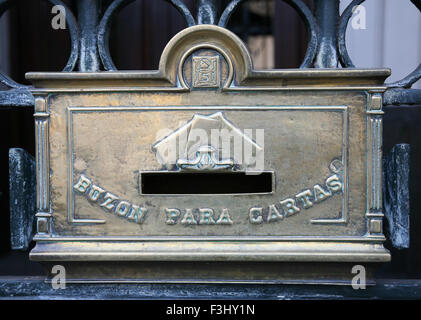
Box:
34, 95, 52, 237
366, 91, 385, 237
64, 105, 350, 235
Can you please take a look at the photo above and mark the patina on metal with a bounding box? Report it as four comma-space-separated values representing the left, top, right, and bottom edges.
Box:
9, 148, 36, 250
26, 24, 392, 284
383, 144, 410, 249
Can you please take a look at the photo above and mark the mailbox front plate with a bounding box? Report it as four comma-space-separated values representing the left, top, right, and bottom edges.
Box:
27, 25, 391, 282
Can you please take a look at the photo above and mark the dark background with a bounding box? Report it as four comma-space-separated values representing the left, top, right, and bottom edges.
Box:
0, 0, 419, 278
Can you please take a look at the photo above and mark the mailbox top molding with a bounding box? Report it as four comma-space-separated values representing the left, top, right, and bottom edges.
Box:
26, 25, 390, 92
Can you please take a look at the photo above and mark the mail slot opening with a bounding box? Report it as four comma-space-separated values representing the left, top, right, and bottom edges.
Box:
140, 172, 273, 194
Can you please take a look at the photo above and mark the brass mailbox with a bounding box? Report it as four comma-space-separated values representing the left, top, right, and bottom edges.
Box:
27, 25, 391, 284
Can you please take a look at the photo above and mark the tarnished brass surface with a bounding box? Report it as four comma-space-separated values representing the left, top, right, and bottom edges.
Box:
40, 261, 377, 285
27, 25, 390, 283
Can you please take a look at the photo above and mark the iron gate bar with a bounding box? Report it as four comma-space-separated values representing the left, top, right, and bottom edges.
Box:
218, 0, 242, 27
0, 88, 34, 107
0, 0, 80, 79
384, 88, 421, 106
338, 0, 421, 90
9, 149, 36, 251
2, 277, 421, 299
196, 0, 218, 24
97, 0, 196, 71
0, 0, 80, 107
218, 0, 319, 68
383, 144, 410, 249
314, 0, 339, 68
77, 0, 101, 72
337, 0, 364, 69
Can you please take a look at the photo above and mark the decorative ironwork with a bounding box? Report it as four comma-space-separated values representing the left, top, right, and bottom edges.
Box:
0, 0, 79, 89
97, 0, 196, 71
219, 0, 319, 68
0, 0, 420, 105
338, 0, 421, 91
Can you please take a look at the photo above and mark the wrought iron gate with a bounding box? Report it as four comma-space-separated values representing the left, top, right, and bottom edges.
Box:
0, 0, 420, 299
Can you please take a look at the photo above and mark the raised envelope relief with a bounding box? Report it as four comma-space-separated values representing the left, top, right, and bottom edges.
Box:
152, 112, 263, 172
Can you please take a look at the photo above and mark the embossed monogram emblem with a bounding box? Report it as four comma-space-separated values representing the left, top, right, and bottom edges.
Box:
192, 55, 220, 88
